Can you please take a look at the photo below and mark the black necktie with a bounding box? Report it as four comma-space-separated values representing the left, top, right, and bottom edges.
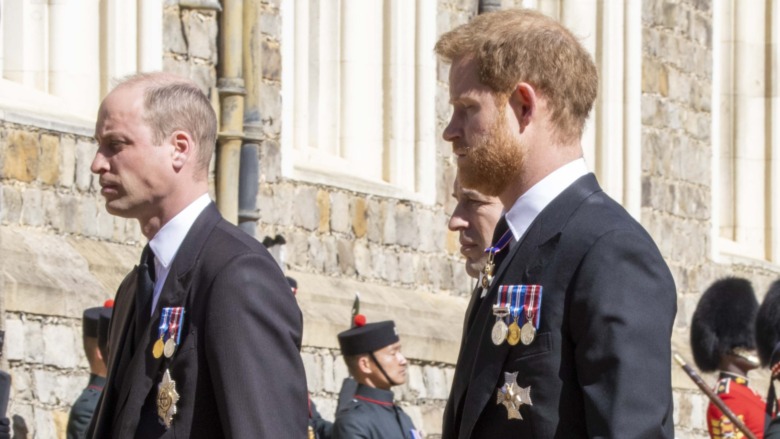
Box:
133, 245, 155, 351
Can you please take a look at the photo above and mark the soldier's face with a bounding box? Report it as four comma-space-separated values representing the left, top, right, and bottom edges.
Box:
373, 341, 407, 387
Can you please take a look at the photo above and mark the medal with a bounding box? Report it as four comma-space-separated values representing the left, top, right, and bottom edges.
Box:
482, 226, 513, 290
520, 285, 542, 345
482, 254, 495, 289
161, 307, 185, 359
496, 371, 532, 420
153, 308, 172, 359
163, 338, 177, 358
153, 337, 165, 359
520, 321, 536, 345
157, 369, 180, 428
492, 287, 511, 345
507, 321, 521, 346
492, 319, 508, 345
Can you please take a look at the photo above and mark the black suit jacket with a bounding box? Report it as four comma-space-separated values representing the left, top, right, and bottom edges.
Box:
443, 174, 677, 439
88, 203, 308, 438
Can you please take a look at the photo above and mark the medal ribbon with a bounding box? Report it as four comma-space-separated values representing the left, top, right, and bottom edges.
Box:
167, 307, 186, 345
495, 286, 511, 322
508, 285, 523, 325
484, 228, 513, 258
157, 308, 171, 341
522, 285, 543, 328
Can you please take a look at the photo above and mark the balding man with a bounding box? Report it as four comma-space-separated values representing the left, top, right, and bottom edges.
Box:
87, 73, 307, 438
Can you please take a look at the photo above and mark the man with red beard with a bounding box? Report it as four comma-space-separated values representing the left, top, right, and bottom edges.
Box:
436, 9, 677, 439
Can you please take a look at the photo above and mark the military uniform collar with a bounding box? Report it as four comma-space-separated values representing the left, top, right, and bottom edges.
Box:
354, 383, 395, 406
88, 373, 107, 390
718, 371, 749, 386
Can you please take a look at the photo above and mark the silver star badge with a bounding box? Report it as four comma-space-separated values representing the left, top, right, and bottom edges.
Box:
496, 371, 532, 420
157, 369, 180, 428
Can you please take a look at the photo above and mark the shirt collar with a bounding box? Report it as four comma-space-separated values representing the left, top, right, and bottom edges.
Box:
504, 158, 589, 241
148, 194, 211, 268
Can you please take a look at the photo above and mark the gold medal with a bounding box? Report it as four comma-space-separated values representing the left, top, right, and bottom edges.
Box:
492, 319, 508, 345
152, 337, 165, 359
163, 338, 177, 358
507, 321, 521, 346
157, 369, 180, 428
520, 321, 536, 345
482, 253, 495, 289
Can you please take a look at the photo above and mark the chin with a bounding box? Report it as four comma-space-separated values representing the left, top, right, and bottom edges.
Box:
465, 261, 485, 279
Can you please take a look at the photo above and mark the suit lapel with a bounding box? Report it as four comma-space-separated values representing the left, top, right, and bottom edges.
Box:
112, 203, 222, 430
457, 174, 602, 438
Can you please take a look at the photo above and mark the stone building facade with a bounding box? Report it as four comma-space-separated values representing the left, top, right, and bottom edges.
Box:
0, 0, 776, 438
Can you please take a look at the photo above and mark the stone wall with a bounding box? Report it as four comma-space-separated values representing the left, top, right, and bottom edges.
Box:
642, 0, 779, 437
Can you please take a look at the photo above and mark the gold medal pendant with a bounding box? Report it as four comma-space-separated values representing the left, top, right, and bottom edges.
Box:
520, 321, 536, 345
482, 253, 495, 289
152, 337, 165, 359
507, 321, 521, 346
163, 338, 177, 358
492, 319, 508, 345
482, 264, 494, 289
157, 369, 180, 428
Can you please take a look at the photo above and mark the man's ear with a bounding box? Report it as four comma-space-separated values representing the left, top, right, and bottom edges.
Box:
357, 355, 373, 375
170, 130, 195, 171
508, 82, 537, 133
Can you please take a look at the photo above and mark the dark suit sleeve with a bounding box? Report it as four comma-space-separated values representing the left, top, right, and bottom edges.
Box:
204, 252, 308, 438
569, 228, 676, 438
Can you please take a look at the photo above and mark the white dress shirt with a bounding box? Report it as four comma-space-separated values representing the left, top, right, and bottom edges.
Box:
504, 158, 590, 243
147, 193, 212, 314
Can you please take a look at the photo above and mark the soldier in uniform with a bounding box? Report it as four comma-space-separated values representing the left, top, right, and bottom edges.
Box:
756, 280, 780, 438
691, 277, 765, 439
66, 301, 113, 439
284, 274, 334, 439
333, 319, 420, 439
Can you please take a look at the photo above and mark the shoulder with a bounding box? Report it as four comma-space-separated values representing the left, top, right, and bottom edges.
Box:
197, 219, 281, 278
333, 403, 373, 436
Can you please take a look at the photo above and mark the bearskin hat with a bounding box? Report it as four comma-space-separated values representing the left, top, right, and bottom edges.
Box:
756, 280, 780, 367
690, 277, 758, 372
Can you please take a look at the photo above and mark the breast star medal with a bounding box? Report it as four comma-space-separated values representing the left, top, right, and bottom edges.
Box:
496, 371, 532, 420
157, 369, 180, 428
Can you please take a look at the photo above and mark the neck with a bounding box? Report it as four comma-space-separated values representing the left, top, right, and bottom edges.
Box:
139, 186, 208, 239
498, 143, 582, 209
